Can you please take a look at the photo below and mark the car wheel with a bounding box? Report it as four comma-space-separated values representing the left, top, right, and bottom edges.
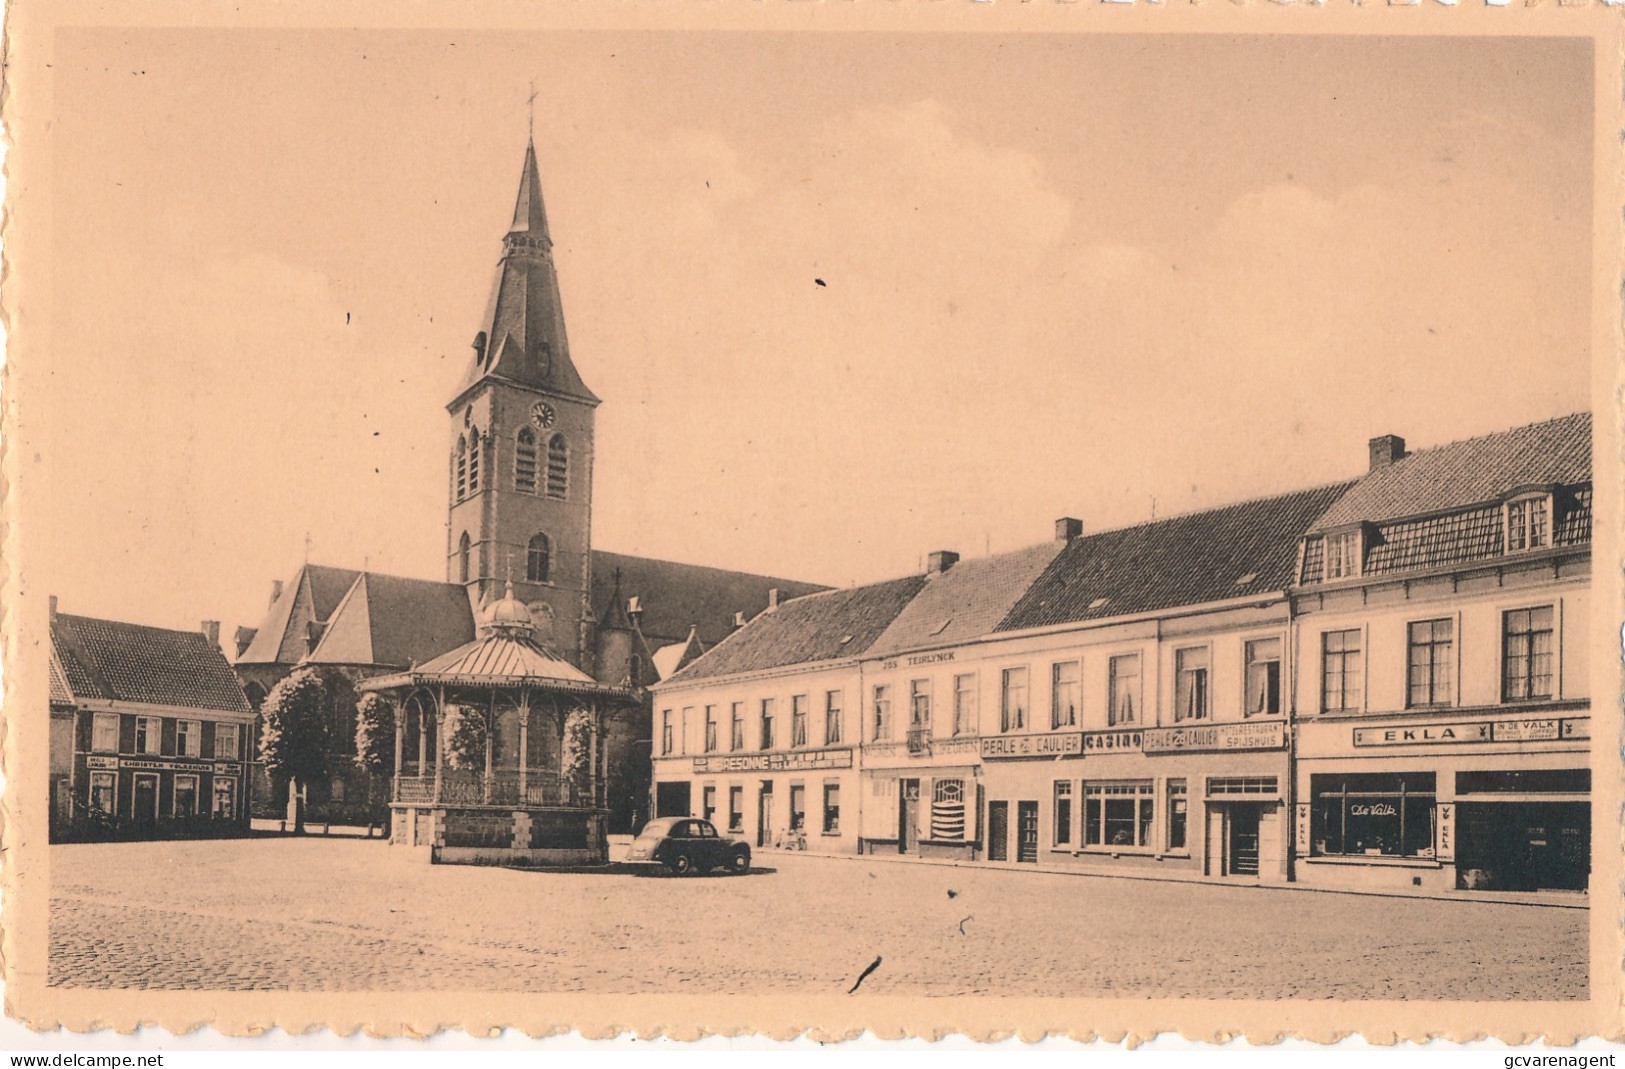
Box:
669, 853, 694, 876
728, 849, 750, 875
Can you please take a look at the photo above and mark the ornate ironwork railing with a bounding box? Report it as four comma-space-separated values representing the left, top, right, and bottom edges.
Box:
906, 727, 933, 755
392, 769, 602, 808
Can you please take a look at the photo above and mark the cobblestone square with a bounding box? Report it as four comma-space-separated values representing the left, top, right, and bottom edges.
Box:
48, 837, 1586, 998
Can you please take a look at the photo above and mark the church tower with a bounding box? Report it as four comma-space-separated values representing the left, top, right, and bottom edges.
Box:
447, 138, 598, 663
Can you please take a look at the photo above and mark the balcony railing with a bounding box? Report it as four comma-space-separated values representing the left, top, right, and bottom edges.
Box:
906, 727, 932, 755
392, 769, 598, 808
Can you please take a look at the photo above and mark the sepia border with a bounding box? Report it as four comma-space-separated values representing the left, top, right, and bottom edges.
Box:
2, 0, 1622, 1043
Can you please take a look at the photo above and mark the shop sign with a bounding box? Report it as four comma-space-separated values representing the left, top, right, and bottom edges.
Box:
1561, 718, 1590, 740
1435, 802, 1455, 862
1294, 803, 1312, 854
691, 748, 853, 774
980, 732, 1083, 759
876, 650, 957, 672
1141, 721, 1285, 753
1491, 718, 1561, 742
115, 757, 214, 772
85, 755, 118, 770
1082, 730, 1143, 752
1352, 722, 1491, 747
213, 763, 237, 775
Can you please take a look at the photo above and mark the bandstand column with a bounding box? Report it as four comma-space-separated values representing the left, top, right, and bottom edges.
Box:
517, 690, 531, 801
483, 691, 495, 804
391, 701, 405, 797
432, 686, 447, 803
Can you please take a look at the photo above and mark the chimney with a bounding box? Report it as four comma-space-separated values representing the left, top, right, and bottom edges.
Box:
926, 550, 960, 576
234, 626, 258, 657
201, 620, 221, 649
49, 595, 58, 621
269, 579, 284, 606
472, 331, 488, 363
767, 588, 781, 612
305, 621, 326, 652
1368, 434, 1407, 471
732, 611, 748, 629
1055, 517, 1083, 542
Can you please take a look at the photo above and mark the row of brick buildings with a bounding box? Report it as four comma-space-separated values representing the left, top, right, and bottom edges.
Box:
649, 414, 1593, 895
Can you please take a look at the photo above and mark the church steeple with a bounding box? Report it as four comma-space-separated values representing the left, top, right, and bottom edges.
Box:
452, 139, 599, 409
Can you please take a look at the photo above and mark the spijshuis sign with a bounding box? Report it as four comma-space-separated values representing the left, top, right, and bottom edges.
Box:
1141, 721, 1285, 753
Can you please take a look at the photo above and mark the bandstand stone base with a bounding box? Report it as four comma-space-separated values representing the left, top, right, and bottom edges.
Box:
390, 803, 608, 865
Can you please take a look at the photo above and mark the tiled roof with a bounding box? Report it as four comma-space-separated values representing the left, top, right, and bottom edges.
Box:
866, 541, 1066, 660
306, 573, 476, 669
395, 632, 601, 688
998, 483, 1354, 632
591, 550, 830, 651
651, 627, 707, 682
51, 612, 252, 714
1310, 412, 1591, 531
236, 564, 362, 666
664, 575, 928, 684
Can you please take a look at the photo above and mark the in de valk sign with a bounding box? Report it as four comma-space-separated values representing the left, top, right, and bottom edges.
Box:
980, 732, 1084, 759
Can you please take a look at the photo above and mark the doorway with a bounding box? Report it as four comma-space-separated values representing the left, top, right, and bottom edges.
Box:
132, 774, 158, 834
899, 779, 920, 854
1226, 804, 1262, 876
654, 781, 691, 818
1457, 801, 1589, 891
1017, 801, 1039, 863
987, 800, 1009, 861
757, 782, 774, 848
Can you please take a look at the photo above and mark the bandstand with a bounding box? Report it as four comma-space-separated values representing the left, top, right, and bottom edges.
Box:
359, 583, 636, 864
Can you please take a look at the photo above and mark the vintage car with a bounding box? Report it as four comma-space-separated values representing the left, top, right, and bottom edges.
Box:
626, 817, 752, 875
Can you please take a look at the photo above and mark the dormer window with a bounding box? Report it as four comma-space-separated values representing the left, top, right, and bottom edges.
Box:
1505, 493, 1551, 552
1325, 529, 1362, 581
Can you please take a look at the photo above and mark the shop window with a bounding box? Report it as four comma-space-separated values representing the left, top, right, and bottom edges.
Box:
1407, 618, 1454, 707
1456, 769, 1589, 795
872, 685, 893, 741
1083, 781, 1154, 849
952, 673, 977, 736
728, 786, 744, 833
759, 699, 776, 750
1053, 780, 1073, 846
730, 702, 745, 751
1502, 606, 1555, 701
791, 694, 809, 748
703, 706, 718, 753
91, 712, 119, 753
515, 427, 538, 493
1311, 772, 1437, 858
999, 667, 1028, 732
1506, 494, 1550, 552
824, 690, 843, 746
212, 777, 236, 819
173, 774, 200, 817
660, 709, 674, 755
1207, 776, 1278, 796
134, 716, 161, 756
1108, 653, 1140, 726
214, 722, 240, 761
526, 533, 551, 583
1174, 647, 1210, 722
1321, 629, 1363, 713
1166, 779, 1188, 851
1051, 661, 1080, 729
823, 782, 841, 834
89, 772, 116, 815
176, 719, 201, 758
1244, 638, 1282, 717
789, 784, 806, 832
931, 779, 966, 840
1326, 529, 1362, 580
702, 785, 717, 824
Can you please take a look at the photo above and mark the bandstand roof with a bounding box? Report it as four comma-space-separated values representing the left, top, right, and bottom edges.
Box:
358, 628, 632, 699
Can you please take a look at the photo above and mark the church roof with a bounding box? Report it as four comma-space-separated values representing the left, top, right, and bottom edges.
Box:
452, 140, 599, 408
51, 611, 252, 714
591, 549, 831, 650
236, 563, 362, 666
305, 572, 477, 669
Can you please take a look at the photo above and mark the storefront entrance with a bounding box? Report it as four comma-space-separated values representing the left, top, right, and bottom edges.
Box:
1226, 804, 1262, 876
1457, 801, 1589, 892
1016, 801, 1039, 863
654, 781, 691, 818
899, 779, 920, 854
986, 801, 1009, 861
757, 782, 774, 848
132, 773, 158, 832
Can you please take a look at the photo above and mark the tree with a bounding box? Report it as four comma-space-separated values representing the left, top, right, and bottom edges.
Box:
443, 703, 488, 771
560, 707, 594, 804
353, 693, 396, 833
258, 668, 329, 833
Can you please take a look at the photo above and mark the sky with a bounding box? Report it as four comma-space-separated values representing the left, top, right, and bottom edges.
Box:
35, 29, 1594, 645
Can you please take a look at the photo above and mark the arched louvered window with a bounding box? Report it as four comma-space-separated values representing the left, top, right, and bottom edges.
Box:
454, 435, 468, 502
467, 429, 482, 494
546, 434, 569, 498
458, 532, 472, 583
527, 532, 552, 583
515, 428, 538, 494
